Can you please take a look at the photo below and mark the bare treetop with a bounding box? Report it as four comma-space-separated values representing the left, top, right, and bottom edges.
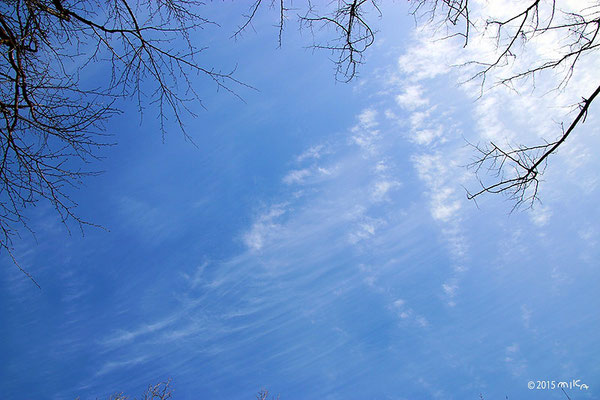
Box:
411, 0, 600, 208
235, 1, 600, 208
0, 0, 248, 285
2, 1, 599, 285
232, 1, 381, 82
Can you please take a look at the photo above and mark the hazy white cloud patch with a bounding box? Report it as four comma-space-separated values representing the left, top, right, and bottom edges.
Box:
180, 261, 209, 289
396, 85, 429, 110
578, 225, 597, 246
392, 81, 470, 307
242, 203, 288, 251
504, 343, 527, 377
374, 160, 388, 172
358, 108, 379, 129
283, 168, 312, 185
296, 144, 326, 162
529, 205, 552, 227
550, 265, 574, 289
412, 153, 464, 222
390, 298, 429, 327
351, 108, 381, 152
442, 280, 458, 297
348, 216, 385, 245
430, 187, 462, 222
371, 179, 401, 202
398, 34, 454, 81
283, 164, 340, 186
96, 356, 148, 377
101, 316, 177, 347
413, 127, 445, 146
317, 166, 334, 176
439, 245, 465, 308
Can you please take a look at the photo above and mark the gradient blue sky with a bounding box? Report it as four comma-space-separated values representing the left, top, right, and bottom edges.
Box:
1, 2, 599, 399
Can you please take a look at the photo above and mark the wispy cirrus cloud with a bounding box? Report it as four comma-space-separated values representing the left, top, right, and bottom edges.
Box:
82, 106, 449, 397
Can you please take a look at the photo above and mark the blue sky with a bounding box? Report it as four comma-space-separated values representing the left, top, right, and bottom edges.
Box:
1, 2, 599, 399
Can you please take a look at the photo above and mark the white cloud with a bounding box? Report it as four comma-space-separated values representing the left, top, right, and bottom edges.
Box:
413, 127, 444, 146
506, 343, 519, 354
530, 205, 552, 227
242, 203, 287, 251
430, 187, 462, 222
283, 168, 311, 185
358, 108, 378, 129
317, 166, 333, 176
101, 316, 176, 347
371, 179, 401, 202
396, 85, 429, 110
390, 298, 428, 327
412, 154, 463, 222
393, 299, 405, 308
297, 144, 325, 162
504, 343, 527, 376
348, 217, 384, 244
415, 316, 429, 328
375, 160, 388, 172
351, 109, 381, 152
578, 225, 597, 245
96, 356, 148, 377
398, 34, 454, 81
442, 281, 458, 297
181, 261, 209, 289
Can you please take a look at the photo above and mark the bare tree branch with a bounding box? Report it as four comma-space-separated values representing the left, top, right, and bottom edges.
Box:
466, 82, 600, 208
0, 0, 250, 284
413, 0, 600, 207
299, 0, 380, 82
231, 1, 380, 81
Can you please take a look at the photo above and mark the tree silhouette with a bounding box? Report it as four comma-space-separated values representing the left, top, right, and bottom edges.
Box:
0, 0, 247, 285
411, 0, 600, 207
2, 1, 599, 284
236, 1, 600, 207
